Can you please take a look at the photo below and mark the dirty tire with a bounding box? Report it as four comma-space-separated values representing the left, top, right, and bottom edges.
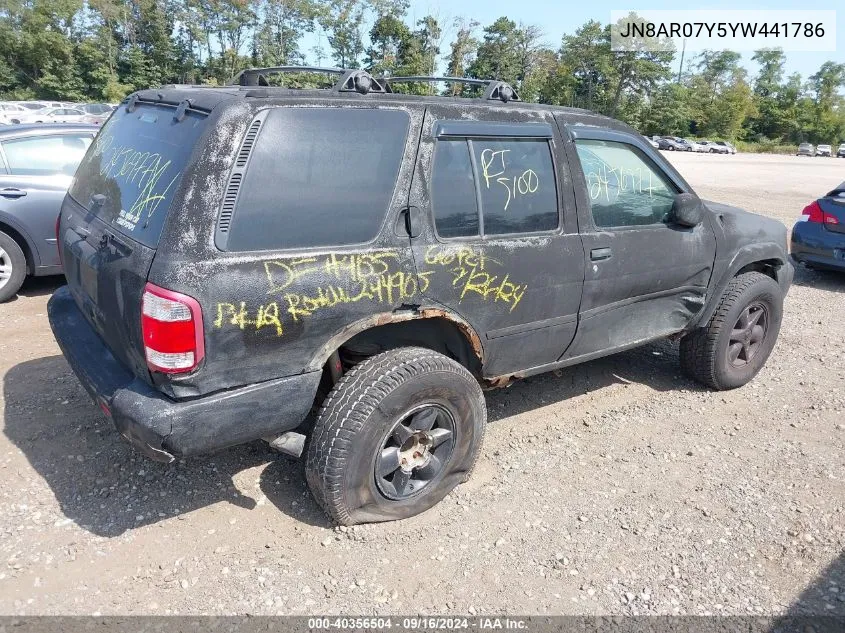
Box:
680, 272, 783, 390
0, 231, 26, 303
304, 347, 486, 526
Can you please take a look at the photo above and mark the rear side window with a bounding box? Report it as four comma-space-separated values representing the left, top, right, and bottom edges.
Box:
431, 140, 479, 238
472, 138, 558, 235
224, 108, 410, 251
574, 139, 677, 229
69, 103, 207, 248
430, 136, 559, 238
1, 134, 93, 176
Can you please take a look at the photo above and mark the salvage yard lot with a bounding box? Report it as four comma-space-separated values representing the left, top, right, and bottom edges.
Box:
1, 152, 843, 615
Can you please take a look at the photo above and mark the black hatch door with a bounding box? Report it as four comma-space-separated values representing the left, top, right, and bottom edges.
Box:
59, 100, 208, 382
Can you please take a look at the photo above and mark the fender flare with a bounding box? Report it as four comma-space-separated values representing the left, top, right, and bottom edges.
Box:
0, 211, 41, 271
304, 307, 485, 373
695, 242, 790, 327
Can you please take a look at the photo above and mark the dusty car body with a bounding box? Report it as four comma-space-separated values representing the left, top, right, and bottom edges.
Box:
48, 68, 793, 524
797, 143, 814, 157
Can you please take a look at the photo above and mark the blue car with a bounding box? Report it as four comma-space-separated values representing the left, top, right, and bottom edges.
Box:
0, 124, 99, 300
791, 182, 845, 272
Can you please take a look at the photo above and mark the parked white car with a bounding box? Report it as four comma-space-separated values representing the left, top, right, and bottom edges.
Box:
0, 103, 29, 125
16, 107, 87, 124
682, 138, 707, 152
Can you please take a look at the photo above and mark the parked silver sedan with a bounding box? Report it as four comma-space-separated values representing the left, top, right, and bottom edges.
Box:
0, 124, 98, 300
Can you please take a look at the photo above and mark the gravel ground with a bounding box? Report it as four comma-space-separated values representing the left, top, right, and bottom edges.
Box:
0, 152, 843, 616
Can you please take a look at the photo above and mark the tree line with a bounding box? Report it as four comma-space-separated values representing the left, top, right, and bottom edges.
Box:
1, 0, 843, 145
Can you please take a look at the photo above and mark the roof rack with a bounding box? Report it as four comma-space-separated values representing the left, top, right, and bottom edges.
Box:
229, 66, 391, 94
383, 76, 521, 103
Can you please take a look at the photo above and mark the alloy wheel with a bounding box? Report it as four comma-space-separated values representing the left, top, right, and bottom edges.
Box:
375, 404, 456, 500
0, 246, 12, 290
727, 302, 768, 367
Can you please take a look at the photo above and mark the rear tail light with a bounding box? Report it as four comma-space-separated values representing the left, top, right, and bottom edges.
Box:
141, 283, 205, 374
801, 201, 839, 225
55, 213, 62, 267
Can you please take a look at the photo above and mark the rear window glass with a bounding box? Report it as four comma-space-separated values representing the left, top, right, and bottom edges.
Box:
69, 103, 207, 248
224, 107, 409, 251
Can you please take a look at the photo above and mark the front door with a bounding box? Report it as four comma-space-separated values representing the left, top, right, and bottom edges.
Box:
560, 126, 717, 360
408, 106, 586, 378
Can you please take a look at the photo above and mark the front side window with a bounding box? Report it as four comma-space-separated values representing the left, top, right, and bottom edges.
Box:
226, 107, 410, 251
2, 134, 93, 176
575, 139, 677, 229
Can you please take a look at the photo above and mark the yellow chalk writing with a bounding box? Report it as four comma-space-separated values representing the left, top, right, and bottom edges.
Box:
215, 245, 530, 338
215, 301, 283, 337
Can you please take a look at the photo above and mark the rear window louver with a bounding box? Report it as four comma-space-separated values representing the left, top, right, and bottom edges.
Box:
217, 116, 264, 237
236, 119, 262, 167
218, 173, 242, 233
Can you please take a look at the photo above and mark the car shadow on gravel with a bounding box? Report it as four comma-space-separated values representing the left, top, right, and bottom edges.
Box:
485, 338, 701, 422
2, 355, 330, 537
15, 275, 65, 299
3, 339, 698, 537
792, 264, 845, 293
782, 551, 845, 621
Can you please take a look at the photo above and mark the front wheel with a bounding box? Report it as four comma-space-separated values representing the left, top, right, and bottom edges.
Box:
680, 272, 783, 390
304, 347, 486, 525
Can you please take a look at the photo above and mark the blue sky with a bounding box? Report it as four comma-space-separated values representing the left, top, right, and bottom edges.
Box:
301, 0, 844, 82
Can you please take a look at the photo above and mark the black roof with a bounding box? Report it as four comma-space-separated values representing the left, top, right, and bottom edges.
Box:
140, 66, 636, 136
0, 123, 100, 138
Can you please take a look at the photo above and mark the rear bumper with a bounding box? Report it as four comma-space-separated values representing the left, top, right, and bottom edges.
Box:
791, 222, 845, 272
48, 286, 321, 462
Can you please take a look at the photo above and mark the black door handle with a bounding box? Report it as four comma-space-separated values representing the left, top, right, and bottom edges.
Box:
0, 187, 27, 199
590, 247, 612, 261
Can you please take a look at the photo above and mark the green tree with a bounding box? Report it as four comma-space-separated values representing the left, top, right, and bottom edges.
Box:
748, 48, 786, 139
318, 0, 365, 68
443, 17, 478, 96
364, 13, 409, 75
467, 17, 521, 84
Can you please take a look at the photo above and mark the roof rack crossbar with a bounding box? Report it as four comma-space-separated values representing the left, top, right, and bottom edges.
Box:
229, 66, 391, 94
384, 76, 520, 102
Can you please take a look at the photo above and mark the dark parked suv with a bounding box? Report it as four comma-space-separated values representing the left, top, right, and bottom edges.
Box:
48, 68, 793, 525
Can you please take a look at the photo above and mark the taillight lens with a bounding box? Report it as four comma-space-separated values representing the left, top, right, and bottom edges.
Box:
141, 283, 205, 374
801, 200, 839, 225
55, 213, 62, 267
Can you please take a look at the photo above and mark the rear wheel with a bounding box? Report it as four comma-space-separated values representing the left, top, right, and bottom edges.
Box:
680, 272, 783, 390
0, 231, 26, 302
304, 347, 486, 525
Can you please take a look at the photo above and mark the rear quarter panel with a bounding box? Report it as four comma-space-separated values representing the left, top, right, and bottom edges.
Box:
149, 99, 430, 398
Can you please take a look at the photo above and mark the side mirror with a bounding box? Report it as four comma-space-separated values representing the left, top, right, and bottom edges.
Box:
671, 193, 705, 227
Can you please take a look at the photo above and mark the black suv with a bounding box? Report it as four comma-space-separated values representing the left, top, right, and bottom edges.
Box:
48, 68, 793, 525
